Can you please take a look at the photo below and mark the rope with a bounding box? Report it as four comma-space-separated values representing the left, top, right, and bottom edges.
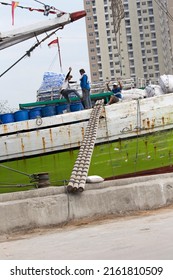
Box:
0, 27, 61, 78
0, 1, 62, 15
67, 99, 104, 193
0, 163, 31, 177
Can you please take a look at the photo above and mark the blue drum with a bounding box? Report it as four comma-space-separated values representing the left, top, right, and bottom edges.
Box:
41, 106, 56, 117
14, 110, 29, 122
1, 113, 15, 124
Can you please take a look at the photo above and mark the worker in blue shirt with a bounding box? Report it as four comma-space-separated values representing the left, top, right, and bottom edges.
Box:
79, 69, 92, 109
106, 80, 123, 105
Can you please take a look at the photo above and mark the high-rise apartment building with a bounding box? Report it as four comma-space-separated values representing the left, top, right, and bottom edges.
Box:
84, 0, 173, 84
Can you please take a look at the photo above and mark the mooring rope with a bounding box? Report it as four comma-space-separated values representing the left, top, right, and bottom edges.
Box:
67, 99, 104, 193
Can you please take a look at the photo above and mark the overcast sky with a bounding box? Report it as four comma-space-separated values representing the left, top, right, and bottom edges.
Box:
0, 0, 89, 109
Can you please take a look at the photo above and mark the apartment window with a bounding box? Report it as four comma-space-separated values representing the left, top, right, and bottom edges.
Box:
148, 58, 152, 61
146, 42, 150, 45
128, 43, 133, 50
90, 48, 95, 53
94, 24, 98, 29
147, 50, 151, 53
148, 66, 153, 69
109, 54, 113, 60
125, 19, 131, 26
143, 58, 146, 64
143, 18, 148, 21
104, 6, 108, 13
137, 3, 140, 8
130, 60, 134, 66
152, 41, 157, 47
138, 18, 142, 24
126, 27, 131, 34
107, 30, 110, 36
150, 25, 155, 31
140, 34, 144, 40
142, 50, 145, 56
143, 9, 147, 13
106, 22, 110, 28
107, 38, 111, 44
110, 62, 114, 68
130, 68, 135, 74
145, 34, 150, 37
141, 42, 145, 48
143, 66, 147, 72
155, 65, 159, 71
151, 32, 156, 38
138, 10, 141, 16
108, 46, 112, 52
111, 70, 114, 76
149, 17, 154, 23
148, 8, 153, 15
127, 35, 132, 42
142, 1, 146, 4
91, 56, 96, 61
154, 57, 158, 63
96, 39, 99, 46
105, 14, 109, 21
148, 1, 153, 7
139, 26, 143, 32
153, 49, 158, 55
124, 12, 130, 17
144, 26, 149, 29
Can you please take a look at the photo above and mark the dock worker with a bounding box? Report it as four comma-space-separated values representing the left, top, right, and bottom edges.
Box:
79, 68, 92, 109
60, 67, 82, 109
106, 80, 123, 105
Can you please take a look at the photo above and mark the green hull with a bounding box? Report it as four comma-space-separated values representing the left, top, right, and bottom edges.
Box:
1, 128, 173, 193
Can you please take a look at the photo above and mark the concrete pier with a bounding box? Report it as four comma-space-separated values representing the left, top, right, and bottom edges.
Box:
0, 173, 173, 235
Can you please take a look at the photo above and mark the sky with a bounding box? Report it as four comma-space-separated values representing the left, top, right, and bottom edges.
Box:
0, 0, 89, 110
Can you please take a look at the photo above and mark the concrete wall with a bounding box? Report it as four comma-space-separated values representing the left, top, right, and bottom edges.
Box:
0, 173, 173, 235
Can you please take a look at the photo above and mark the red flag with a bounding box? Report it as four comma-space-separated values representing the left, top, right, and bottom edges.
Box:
48, 38, 63, 72
12, 1, 19, 25
48, 38, 58, 47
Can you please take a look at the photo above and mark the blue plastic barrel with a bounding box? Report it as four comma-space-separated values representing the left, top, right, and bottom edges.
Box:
14, 110, 29, 122
56, 104, 68, 114
1, 113, 15, 124
29, 107, 42, 119
70, 102, 84, 112
41, 106, 56, 117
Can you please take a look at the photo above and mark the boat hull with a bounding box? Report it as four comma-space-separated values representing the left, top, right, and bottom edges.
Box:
1, 93, 173, 192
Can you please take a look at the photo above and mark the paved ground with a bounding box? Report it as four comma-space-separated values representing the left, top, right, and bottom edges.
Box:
0, 205, 173, 260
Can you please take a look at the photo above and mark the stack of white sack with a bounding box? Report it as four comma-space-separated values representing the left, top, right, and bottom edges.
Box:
159, 74, 173, 94
145, 84, 164, 97
122, 88, 147, 101
38, 72, 65, 92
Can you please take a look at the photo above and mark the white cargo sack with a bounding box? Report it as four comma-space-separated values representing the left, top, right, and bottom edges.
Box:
159, 74, 173, 94
86, 175, 104, 183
